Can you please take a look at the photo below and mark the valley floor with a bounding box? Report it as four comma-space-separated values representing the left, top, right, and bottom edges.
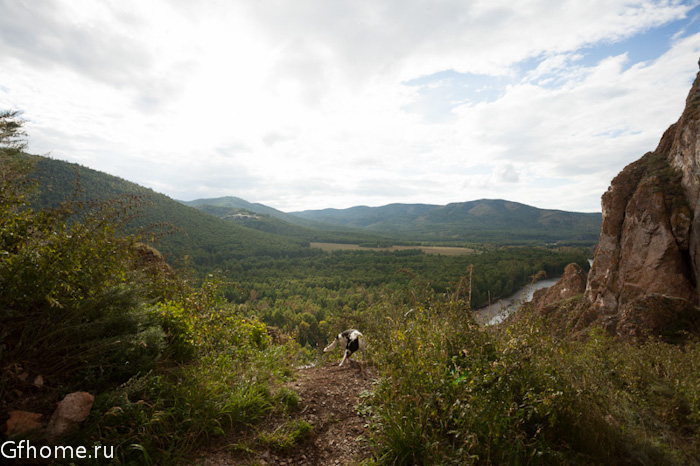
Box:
198, 361, 374, 465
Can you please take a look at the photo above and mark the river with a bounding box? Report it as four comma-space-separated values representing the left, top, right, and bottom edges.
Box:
473, 277, 561, 326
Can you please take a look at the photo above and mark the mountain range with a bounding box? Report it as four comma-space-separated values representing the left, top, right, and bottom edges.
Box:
184, 196, 602, 244
25, 154, 601, 271
290, 200, 601, 243
26, 156, 310, 269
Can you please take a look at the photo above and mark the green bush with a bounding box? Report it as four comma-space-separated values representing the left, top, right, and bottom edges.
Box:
151, 277, 270, 361
70, 274, 302, 463
89, 356, 276, 463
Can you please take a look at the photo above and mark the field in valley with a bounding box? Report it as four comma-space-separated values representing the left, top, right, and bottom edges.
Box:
310, 242, 477, 255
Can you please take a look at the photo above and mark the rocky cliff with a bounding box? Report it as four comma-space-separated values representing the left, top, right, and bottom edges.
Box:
579, 63, 700, 338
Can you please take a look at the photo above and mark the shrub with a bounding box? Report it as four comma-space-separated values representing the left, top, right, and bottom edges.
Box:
1, 154, 168, 393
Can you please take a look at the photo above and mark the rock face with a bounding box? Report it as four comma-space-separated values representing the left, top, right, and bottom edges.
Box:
582, 65, 700, 337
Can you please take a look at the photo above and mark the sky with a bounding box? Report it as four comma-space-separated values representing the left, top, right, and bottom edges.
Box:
1, 0, 700, 213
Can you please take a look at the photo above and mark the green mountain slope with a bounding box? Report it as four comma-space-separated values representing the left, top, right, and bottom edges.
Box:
26, 155, 311, 270
184, 197, 396, 245
291, 199, 602, 244
185, 196, 292, 220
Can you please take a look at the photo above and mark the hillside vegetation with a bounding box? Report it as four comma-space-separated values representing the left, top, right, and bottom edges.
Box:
1, 150, 306, 464
2, 113, 697, 464
359, 293, 700, 464
186, 201, 391, 246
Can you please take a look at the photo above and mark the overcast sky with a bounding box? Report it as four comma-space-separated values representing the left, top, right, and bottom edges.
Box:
1, 0, 699, 213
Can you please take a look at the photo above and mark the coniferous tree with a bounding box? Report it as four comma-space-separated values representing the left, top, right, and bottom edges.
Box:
0, 110, 27, 152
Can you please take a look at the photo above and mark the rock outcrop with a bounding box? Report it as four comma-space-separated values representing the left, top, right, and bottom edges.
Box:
532, 263, 587, 313
580, 63, 700, 338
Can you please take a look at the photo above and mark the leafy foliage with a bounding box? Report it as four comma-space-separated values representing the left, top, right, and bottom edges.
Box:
1, 153, 167, 392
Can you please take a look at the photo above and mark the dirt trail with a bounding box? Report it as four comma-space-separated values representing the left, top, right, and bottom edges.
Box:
199, 361, 375, 465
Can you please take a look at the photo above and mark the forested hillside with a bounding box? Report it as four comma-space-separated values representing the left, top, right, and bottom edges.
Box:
27, 155, 312, 270
187, 202, 395, 246
291, 199, 602, 244
185, 196, 306, 225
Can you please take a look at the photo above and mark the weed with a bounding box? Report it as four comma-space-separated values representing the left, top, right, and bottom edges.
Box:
259, 419, 314, 452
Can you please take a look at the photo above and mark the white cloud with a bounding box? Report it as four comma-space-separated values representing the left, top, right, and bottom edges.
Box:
1, 0, 699, 213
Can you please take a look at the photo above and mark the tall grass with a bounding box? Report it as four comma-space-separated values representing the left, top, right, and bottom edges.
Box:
360, 289, 700, 464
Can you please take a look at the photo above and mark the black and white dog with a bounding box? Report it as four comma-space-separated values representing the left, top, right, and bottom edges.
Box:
324, 329, 365, 367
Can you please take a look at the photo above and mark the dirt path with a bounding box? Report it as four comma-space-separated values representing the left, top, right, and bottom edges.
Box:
199, 361, 375, 465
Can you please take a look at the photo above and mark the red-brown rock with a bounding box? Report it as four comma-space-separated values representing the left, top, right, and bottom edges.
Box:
46, 391, 94, 440
532, 263, 587, 313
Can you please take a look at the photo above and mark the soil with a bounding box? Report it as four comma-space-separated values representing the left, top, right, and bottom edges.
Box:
197, 360, 375, 465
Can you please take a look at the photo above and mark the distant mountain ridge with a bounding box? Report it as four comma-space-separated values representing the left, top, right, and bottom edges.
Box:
182, 196, 393, 244
27, 154, 601, 255
288, 199, 602, 243
187, 196, 602, 244
185, 196, 291, 220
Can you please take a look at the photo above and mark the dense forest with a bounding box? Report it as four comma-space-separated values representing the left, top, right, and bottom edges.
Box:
2, 111, 699, 465
222, 247, 588, 347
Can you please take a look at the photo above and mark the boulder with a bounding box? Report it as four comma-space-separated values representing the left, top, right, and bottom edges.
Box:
46, 391, 94, 440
